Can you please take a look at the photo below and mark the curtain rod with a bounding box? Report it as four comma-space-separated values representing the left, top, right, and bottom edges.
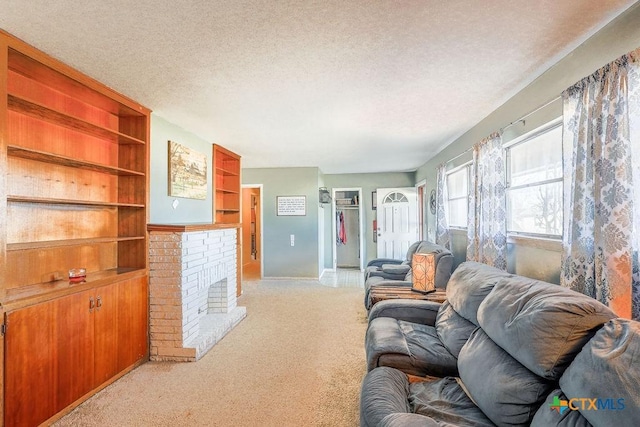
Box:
444, 95, 562, 166
499, 95, 561, 133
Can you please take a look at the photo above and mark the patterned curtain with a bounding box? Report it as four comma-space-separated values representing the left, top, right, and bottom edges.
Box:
466, 132, 507, 270
435, 164, 451, 249
561, 48, 640, 320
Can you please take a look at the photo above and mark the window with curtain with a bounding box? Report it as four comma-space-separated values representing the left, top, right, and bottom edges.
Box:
446, 164, 470, 228
506, 121, 563, 238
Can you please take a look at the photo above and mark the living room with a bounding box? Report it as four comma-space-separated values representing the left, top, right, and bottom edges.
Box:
1, 1, 640, 426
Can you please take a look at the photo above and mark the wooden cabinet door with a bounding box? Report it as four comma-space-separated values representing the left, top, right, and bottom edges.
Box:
117, 276, 149, 371
93, 283, 119, 386
4, 301, 58, 427
54, 289, 95, 412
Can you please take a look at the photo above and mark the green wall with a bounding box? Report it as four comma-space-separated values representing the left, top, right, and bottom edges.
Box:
149, 114, 213, 224
243, 167, 321, 278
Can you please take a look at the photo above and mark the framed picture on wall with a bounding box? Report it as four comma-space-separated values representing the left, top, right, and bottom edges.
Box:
168, 140, 207, 200
276, 195, 306, 216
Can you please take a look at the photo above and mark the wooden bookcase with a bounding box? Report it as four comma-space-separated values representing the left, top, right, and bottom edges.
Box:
0, 30, 150, 425
213, 143, 241, 224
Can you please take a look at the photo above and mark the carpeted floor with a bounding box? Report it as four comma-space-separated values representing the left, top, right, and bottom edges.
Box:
54, 278, 369, 427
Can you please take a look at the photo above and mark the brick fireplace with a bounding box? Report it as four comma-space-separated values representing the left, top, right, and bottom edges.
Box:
147, 224, 246, 361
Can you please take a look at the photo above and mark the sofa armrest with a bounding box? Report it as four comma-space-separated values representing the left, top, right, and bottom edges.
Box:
366, 258, 403, 268
368, 299, 442, 325
381, 264, 411, 276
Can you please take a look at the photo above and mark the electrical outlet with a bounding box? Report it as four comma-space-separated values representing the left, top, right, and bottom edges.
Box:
290, 234, 295, 246
172, 199, 179, 209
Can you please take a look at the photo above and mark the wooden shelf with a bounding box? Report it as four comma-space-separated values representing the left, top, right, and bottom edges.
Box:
7, 195, 145, 208
216, 167, 240, 176
216, 187, 240, 194
7, 145, 145, 176
7, 236, 145, 252
213, 144, 241, 224
8, 94, 146, 145
2, 267, 147, 310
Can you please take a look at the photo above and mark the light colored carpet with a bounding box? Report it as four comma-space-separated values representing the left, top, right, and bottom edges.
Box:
54, 279, 368, 427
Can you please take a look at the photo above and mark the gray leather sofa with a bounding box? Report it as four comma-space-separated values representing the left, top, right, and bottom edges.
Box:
364, 241, 453, 310
361, 261, 640, 426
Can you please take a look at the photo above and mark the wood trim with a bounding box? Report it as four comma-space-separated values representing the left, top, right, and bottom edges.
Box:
147, 223, 240, 232
0, 29, 150, 114
2, 269, 148, 312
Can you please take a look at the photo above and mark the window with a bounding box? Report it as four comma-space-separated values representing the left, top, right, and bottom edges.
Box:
446, 164, 470, 228
506, 121, 563, 237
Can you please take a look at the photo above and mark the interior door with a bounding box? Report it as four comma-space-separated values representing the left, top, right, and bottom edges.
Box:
376, 187, 419, 259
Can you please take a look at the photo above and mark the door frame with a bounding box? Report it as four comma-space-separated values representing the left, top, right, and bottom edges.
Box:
416, 179, 427, 241
331, 187, 365, 271
241, 184, 264, 279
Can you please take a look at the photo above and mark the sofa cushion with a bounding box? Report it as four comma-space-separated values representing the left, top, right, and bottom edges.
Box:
477, 277, 616, 381
409, 376, 494, 427
381, 263, 411, 276
360, 367, 411, 427
360, 367, 494, 427
434, 301, 478, 358
458, 328, 553, 426
366, 317, 458, 376
557, 319, 640, 427
446, 261, 514, 326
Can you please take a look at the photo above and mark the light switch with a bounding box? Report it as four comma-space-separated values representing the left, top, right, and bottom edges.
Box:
290, 234, 295, 246
172, 199, 179, 209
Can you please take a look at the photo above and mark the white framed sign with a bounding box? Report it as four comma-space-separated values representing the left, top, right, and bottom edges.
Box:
277, 196, 306, 216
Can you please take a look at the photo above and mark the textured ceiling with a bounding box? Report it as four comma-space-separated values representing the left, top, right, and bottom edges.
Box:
0, 1, 636, 173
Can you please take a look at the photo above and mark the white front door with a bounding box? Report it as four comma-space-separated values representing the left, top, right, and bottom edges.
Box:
376, 187, 419, 259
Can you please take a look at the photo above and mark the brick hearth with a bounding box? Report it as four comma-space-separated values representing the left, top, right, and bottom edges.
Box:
148, 225, 246, 361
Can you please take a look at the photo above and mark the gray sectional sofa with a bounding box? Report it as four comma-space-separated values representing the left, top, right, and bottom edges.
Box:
361, 261, 640, 426
364, 241, 453, 310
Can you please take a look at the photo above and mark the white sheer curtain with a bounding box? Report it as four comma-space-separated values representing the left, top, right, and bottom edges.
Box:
435, 164, 451, 249
466, 132, 507, 270
561, 48, 640, 320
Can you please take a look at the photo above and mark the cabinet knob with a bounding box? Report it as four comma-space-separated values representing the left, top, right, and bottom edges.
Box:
96, 296, 102, 310
89, 297, 95, 312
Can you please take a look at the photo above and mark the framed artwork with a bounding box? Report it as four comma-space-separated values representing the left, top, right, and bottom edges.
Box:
276, 196, 306, 216
168, 140, 207, 200
372, 191, 377, 210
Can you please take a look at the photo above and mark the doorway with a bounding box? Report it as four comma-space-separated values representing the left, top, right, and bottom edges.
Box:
376, 187, 419, 259
242, 185, 262, 281
332, 188, 364, 271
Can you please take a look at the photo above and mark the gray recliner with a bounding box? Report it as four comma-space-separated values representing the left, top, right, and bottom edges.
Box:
364, 241, 424, 281
364, 241, 453, 310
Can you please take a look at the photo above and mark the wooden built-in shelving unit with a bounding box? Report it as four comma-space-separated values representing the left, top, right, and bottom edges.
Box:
0, 29, 150, 426
213, 143, 241, 224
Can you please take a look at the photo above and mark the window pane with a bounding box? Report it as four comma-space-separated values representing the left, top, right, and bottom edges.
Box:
507, 182, 563, 236
509, 126, 562, 187
447, 168, 467, 198
447, 198, 468, 228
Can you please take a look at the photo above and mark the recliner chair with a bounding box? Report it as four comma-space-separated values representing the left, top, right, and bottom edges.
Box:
364, 241, 424, 281
364, 241, 454, 310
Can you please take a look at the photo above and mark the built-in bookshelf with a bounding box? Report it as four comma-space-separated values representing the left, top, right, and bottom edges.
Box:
213, 143, 241, 224
0, 29, 150, 426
